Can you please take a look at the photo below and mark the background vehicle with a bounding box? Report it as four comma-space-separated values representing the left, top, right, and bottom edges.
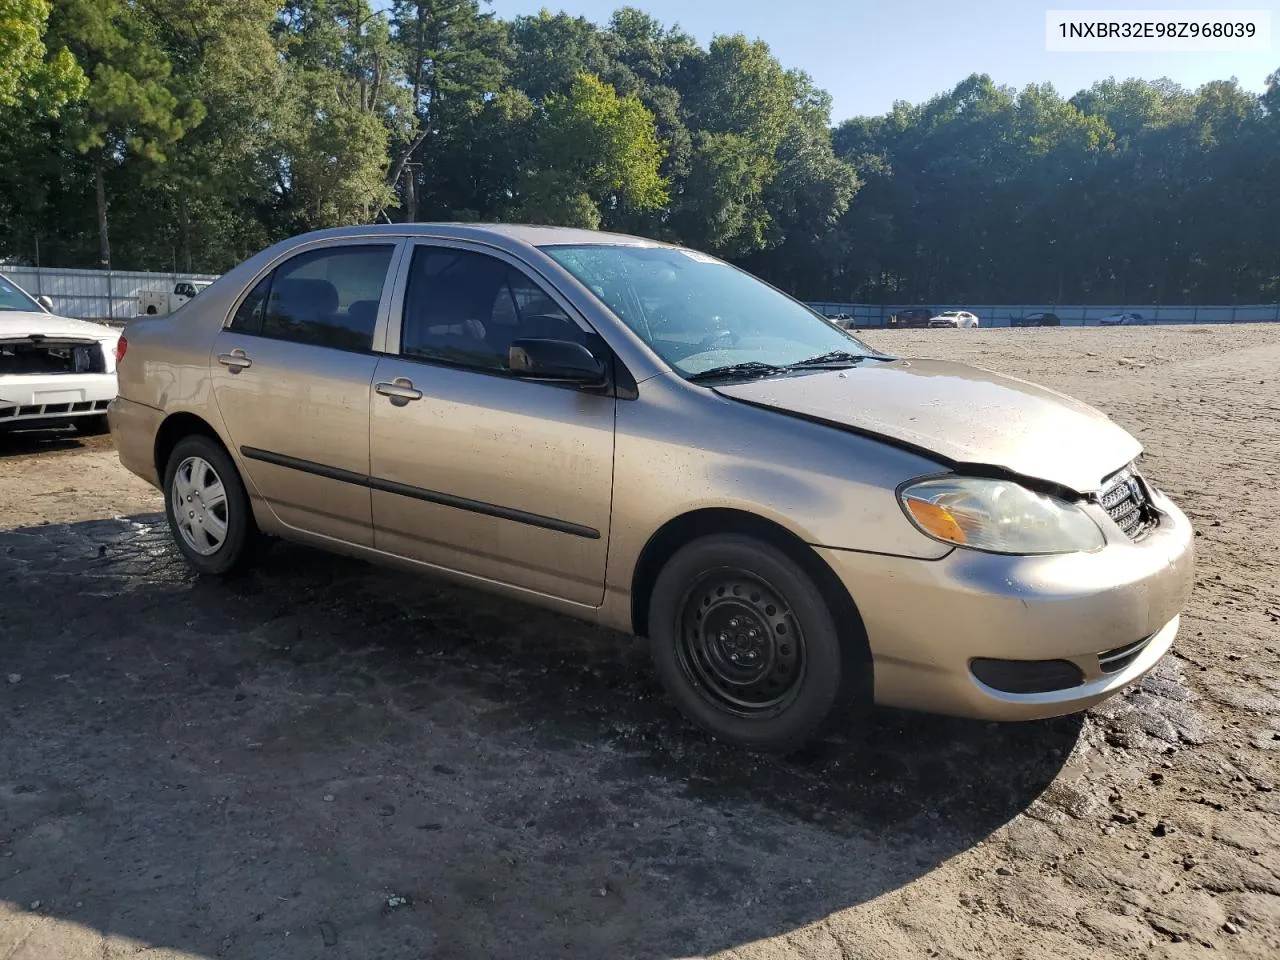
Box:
886, 308, 934, 328
1011, 312, 1061, 327
1098, 312, 1147, 326
1, 272, 120, 433
929, 310, 980, 328
138, 280, 211, 316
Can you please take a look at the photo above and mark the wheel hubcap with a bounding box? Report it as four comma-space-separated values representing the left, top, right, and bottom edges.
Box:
171, 456, 229, 556
676, 572, 805, 716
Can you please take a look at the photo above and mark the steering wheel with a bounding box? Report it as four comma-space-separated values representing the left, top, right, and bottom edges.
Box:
696, 327, 738, 351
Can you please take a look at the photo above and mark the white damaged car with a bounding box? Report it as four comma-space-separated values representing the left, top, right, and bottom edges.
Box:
929, 310, 981, 328
0, 273, 120, 434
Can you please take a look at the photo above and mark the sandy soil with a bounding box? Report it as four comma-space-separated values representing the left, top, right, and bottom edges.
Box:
0, 431, 160, 526
1, 325, 1278, 959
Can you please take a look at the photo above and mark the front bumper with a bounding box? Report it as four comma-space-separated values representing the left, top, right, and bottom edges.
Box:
816, 488, 1195, 720
0, 373, 116, 426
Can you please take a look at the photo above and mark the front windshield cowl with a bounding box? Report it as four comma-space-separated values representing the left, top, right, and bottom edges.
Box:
541, 243, 880, 381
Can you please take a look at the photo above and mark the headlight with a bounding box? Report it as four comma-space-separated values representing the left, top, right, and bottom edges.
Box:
898, 476, 1104, 555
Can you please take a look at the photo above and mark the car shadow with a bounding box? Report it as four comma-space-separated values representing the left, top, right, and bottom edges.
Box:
0, 426, 98, 457
0, 514, 1081, 959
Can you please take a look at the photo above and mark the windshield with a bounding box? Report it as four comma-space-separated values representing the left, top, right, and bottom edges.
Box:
0, 275, 41, 312
541, 244, 878, 377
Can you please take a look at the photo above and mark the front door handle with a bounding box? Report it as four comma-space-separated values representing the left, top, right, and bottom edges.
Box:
375, 377, 423, 406
217, 349, 253, 373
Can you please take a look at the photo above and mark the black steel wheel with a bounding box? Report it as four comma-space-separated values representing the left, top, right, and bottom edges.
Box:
676, 570, 805, 717
649, 533, 866, 753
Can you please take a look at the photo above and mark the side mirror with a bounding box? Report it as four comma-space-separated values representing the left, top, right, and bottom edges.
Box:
36, 295, 54, 312
508, 338, 607, 386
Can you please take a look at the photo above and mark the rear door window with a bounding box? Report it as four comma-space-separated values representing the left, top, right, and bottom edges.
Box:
230, 276, 270, 334
231, 244, 395, 352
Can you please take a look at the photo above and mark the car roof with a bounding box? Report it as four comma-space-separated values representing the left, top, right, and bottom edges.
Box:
281, 222, 671, 250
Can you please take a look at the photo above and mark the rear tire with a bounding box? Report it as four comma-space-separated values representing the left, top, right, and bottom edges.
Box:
73, 414, 109, 436
648, 534, 864, 753
162, 434, 262, 576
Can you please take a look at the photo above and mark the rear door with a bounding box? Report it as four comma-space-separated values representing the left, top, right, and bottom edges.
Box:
210, 239, 404, 546
367, 241, 616, 605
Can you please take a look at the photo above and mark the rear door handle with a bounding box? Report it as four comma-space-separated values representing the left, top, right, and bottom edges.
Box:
217, 349, 252, 373
375, 377, 423, 406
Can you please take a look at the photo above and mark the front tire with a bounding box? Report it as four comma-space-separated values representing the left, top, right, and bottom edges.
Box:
648, 534, 864, 753
162, 435, 261, 575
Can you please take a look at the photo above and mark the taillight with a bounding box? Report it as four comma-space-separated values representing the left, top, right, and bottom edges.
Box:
115, 336, 128, 364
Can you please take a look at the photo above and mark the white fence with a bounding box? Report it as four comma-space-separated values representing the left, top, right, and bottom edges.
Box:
3, 266, 221, 321
806, 301, 1280, 327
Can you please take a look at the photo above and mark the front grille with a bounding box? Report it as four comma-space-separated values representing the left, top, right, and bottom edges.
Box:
1099, 467, 1156, 541
1098, 635, 1152, 673
0, 400, 109, 420
0, 339, 105, 375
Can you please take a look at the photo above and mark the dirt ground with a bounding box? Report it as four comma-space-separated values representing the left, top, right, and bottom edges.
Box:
1, 325, 1278, 959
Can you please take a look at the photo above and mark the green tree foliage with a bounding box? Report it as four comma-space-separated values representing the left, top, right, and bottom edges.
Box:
47, 0, 204, 265
0, 0, 86, 264
528, 72, 668, 221
387, 0, 509, 220
0, 3, 1274, 306
829, 71, 1279, 304
273, 0, 405, 227
107, 0, 284, 269
0, 0, 85, 112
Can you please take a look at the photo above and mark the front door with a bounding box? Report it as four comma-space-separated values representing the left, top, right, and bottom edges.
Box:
210, 240, 402, 546
368, 242, 615, 606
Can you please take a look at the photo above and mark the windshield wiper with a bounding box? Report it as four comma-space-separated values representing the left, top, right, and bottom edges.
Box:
786, 350, 868, 368
686, 361, 784, 383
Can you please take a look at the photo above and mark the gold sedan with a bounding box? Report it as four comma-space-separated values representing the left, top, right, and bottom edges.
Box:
109, 225, 1194, 752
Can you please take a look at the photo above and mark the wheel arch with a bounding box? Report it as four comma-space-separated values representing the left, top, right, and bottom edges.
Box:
629, 508, 870, 662
154, 411, 230, 481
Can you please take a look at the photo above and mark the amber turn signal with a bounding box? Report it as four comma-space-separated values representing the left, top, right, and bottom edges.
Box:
903, 496, 967, 545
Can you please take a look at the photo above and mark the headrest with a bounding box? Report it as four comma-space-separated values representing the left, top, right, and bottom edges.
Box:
272, 278, 338, 319
346, 299, 379, 329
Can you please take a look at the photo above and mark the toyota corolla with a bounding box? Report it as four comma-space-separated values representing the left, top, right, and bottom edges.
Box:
108, 225, 1194, 752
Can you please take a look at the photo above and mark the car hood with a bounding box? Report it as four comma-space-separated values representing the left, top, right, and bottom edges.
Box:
713, 358, 1141, 494
0, 311, 119, 342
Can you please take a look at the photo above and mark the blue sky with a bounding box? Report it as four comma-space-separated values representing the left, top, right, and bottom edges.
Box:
486, 0, 1280, 121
